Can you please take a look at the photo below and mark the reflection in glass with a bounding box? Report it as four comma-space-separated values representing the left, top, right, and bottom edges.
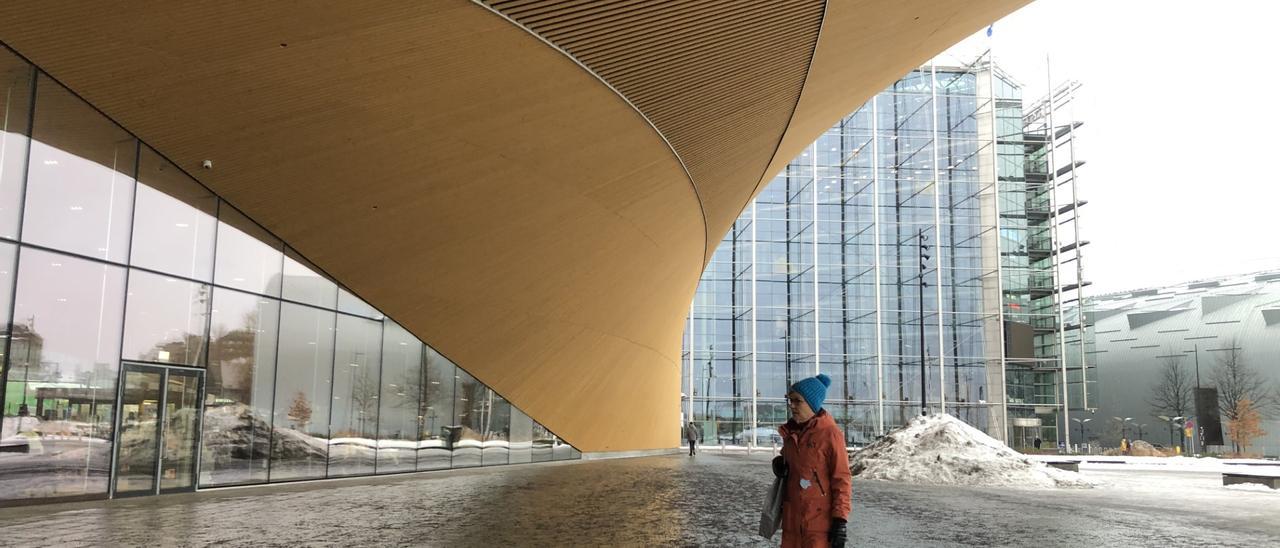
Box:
327, 315, 381, 477
418, 347, 454, 471
160, 370, 200, 492
0, 247, 125, 501
130, 146, 216, 281
508, 408, 533, 464
201, 288, 279, 486
214, 206, 282, 297
481, 393, 510, 466
375, 321, 421, 474
0, 242, 17, 409
282, 249, 336, 309
114, 367, 162, 495
338, 287, 383, 319
24, 75, 136, 263
122, 269, 210, 367
0, 47, 33, 239
270, 303, 334, 482
450, 369, 482, 468
531, 422, 555, 463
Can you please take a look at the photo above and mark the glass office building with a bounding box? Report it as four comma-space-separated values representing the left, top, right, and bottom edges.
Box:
0, 46, 577, 506
682, 55, 1094, 448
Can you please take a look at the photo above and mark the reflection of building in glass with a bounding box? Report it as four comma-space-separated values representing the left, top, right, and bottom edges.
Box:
681, 54, 1094, 448
1089, 271, 1280, 456
0, 45, 578, 506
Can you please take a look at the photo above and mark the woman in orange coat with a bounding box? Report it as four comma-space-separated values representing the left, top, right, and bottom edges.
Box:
773, 374, 851, 548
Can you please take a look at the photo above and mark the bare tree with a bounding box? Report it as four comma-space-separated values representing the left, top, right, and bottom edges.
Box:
1147, 350, 1194, 449
1148, 350, 1194, 418
1212, 339, 1280, 423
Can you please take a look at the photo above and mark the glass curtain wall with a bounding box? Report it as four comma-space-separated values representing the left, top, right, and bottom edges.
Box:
684, 60, 1006, 445
0, 46, 577, 506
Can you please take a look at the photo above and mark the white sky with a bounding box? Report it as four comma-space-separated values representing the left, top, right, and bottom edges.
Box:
945, 0, 1280, 295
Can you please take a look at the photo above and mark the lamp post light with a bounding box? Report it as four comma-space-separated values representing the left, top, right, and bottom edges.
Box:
1158, 415, 1185, 448
1113, 416, 1133, 441
1071, 417, 1091, 452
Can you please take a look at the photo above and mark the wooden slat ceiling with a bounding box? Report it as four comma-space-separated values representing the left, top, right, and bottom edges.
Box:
481, 0, 826, 258
0, 0, 1028, 451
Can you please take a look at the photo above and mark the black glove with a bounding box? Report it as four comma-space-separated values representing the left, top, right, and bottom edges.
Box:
829, 518, 847, 548
771, 456, 787, 478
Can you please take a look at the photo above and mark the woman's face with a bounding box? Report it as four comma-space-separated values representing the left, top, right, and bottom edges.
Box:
787, 391, 815, 423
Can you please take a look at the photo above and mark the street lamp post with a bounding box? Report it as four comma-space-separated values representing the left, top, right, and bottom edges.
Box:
1113, 416, 1132, 443
1072, 417, 1091, 452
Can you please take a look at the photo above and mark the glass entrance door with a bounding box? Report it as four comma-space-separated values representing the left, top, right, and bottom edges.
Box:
113, 363, 203, 496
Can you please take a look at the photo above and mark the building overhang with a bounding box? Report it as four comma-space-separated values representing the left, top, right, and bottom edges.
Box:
0, 0, 1029, 451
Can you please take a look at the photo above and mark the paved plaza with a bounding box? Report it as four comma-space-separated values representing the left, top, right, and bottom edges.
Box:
0, 453, 1276, 547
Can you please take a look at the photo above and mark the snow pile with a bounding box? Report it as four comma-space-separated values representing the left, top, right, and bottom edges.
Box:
1224, 483, 1279, 494
850, 413, 1096, 489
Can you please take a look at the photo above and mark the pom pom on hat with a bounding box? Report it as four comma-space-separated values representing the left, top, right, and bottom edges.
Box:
790, 374, 831, 413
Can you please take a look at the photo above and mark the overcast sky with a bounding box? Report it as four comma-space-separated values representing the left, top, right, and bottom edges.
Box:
944, 0, 1280, 295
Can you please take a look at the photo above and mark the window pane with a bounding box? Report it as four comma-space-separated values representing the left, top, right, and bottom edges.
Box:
0, 48, 33, 239
417, 346, 454, 471
0, 242, 19, 416
337, 287, 382, 319
481, 393, 510, 466
122, 269, 210, 367
130, 146, 216, 281
282, 249, 336, 309
201, 288, 279, 487
450, 369, 481, 468
270, 303, 334, 482
376, 321, 421, 474
24, 75, 136, 262
327, 314, 381, 477
531, 421, 554, 463
508, 407, 533, 464
0, 247, 125, 502
214, 206, 282, 297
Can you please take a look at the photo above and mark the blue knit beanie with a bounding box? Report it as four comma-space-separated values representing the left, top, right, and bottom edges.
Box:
790, 374, 831, 413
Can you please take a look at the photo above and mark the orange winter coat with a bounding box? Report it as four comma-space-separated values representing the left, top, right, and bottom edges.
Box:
778, 410, 852, 548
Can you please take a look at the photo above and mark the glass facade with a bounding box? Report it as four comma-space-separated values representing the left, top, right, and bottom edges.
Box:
0, 46, 577, 505
682, 56, 1092, 449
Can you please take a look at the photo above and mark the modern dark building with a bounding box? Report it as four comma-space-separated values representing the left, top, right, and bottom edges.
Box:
1089, 271, 1280, 456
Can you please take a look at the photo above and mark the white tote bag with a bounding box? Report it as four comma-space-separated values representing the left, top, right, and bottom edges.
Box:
758, 475, 785, 539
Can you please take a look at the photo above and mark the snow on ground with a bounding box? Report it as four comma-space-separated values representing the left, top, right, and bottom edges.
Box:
850, 413, 1096, 488
1027, 454, 1279, 473
1225, 482, 1280, 494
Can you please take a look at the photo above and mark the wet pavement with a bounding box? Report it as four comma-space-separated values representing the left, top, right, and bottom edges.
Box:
0, 452, 1276, 546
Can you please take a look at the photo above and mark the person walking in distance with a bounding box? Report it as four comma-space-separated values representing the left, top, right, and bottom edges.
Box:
686, 421, 699, 456
772, 374, 851, 547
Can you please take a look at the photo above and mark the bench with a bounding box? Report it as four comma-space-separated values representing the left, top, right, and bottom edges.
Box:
1043, 461, 1080, 472
1222, 472, 1280, 489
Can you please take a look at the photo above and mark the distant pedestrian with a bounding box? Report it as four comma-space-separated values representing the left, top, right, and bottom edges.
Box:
1033, 437, 1042, 450
686, 421, 699, 456
1120, 437, 1129, 456
773, 374, 851, 548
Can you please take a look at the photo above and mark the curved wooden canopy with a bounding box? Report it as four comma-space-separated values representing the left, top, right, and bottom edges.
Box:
0, 0, 1027, 451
